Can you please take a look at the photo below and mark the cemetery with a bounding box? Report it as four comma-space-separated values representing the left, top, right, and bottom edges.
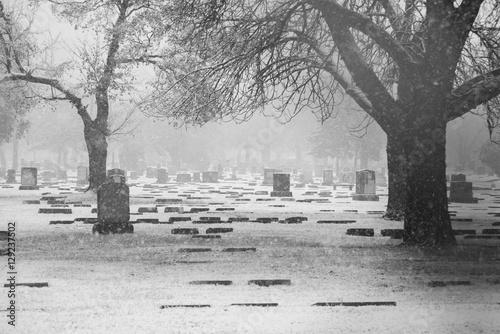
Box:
0, 166, 499, 333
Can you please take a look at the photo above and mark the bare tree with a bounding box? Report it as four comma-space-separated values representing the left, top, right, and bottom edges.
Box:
144, 0, 500, 246
0, 0, 170, 190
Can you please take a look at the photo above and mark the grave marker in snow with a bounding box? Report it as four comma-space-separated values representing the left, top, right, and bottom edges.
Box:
6, 169, 16, 184
322, 169, 334, 186
202, 171, 218, 183
93, 170, 133, 234
451, 174, 466, 182
271, 173, 292, 197
76, 166, 88, 186
19, 167, 39, 190
449, 181, 478, 203
262, 168, 275, 185
192, 172, 201, 182
176, 173, 192, 183
157, 168, 168, 183
352, 169, 379, 201
57, 169, 67, 181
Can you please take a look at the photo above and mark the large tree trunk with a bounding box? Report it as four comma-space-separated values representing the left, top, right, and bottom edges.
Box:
402, 122, 455, 246
384, 133, 407, 221
83, 121, 108, 191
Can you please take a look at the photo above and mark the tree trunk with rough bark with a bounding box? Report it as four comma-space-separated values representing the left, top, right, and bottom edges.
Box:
83, 120, 108, 191
384, 133, 407, 221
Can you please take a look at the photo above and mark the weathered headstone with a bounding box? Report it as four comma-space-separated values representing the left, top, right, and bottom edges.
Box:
449, 181, 478, 203
107, 168, 126, 183
57, 169, 67, 181
262, 168, 275, 185
6, 169, 16, 184
340, 172, 354, 184
19, 167, 39, 190
192, 172, 201, 182
202, 171, 218, 183
352, 169, 379, 201
93, 174, 133, 234
146, 167, 156, 178
76, 166, 89, 186
322, 169, 334, 186
451, 174, 466, 182
271, 173, 292, 197
176, 173, 192, 183
157, 168, 168, 183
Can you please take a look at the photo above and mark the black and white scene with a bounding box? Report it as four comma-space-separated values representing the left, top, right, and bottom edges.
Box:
1, 0, 500, 333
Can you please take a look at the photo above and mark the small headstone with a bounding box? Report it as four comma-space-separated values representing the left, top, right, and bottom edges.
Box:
451, 174, 466, 182
57, 170, 67, 181
271, 173, 292, 197
322, 169, 334, 186
262, 168, 275, 186
6, 169, 17, 184
76, 166, 89, 186
157, 168, 168, 183
192, 172, 201, 182
202, 171, 218, 183
19, 167, 39, 190
93, 177, 133, 234
449, 181, 478, 203
352, 170, 379, 201
176, 173, 192, 183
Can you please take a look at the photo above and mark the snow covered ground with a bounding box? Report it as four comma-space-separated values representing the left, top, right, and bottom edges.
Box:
1, 171, 499, 333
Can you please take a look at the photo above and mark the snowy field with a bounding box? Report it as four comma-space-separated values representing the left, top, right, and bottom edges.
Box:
1, 171, 499, 333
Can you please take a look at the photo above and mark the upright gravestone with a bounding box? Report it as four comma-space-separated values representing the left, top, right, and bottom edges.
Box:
19, 167, 39, 190
176, 173, 192, 183
6, 169, 16, 184
449, 181, 478, 203
262, 168, 275, 186
300, 170, 314, 184
157, 168, 168, 183
77, 166, 89, 186
451, 174, 466, 182
352, 169, 379, 201
322, 169, 334, 186
192, 172, 201, 182
202, 171, 218, 183
107, 168, 126, 183
57, 169, 67, 181
93, 170, 133, 234
271, 173, 292, 197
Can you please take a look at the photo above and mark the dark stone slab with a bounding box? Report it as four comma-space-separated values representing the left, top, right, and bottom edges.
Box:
464, 235, 500, 239
73, 204, 92, 207
23, 200, 41, 204
192, 235, 221, 239
248, 279, 291, 287
199, 217, 221, 221
215, 208, 235, 211
256, 217, 279, 224
49, 220, 74, 225
312, 302, 396, 307
38, 208, 72, 214
133, 218, 160, 224
317, 220, 356, 224
172, 228, 198, 235
169, 217, 192, 223
206, 227, 233, 234
482, 229, 500, 234
156, 198, 183, 204
189, 280, 232, 285
427, 281, 471, 287
451, 218, 473, 222
346, 228, 375, 237
92, 223, 134, 234
381, 229, 404, 239
164, 207, 183, 213
138, 207, 158, 213
222, 247, 256, 252
160, 305, 210, 308
178, 248, 211, 252
3, 282, 49, 288
228, 217, 250, 222
492, 222, 500, 226
189, 208, 210, 213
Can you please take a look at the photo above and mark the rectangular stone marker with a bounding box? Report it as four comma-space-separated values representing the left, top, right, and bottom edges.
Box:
192, 172, 201, 182
176, 173, 192, 183
146, 167, 156, 178
202, 171, 218, 183
449, 181, 478, 203
19, 167, 39, 190
6, 169, 16, 184
157, 168, 168, 183
271, 173, 292, 197
322, 169, 334, 186
352, 169, 379, 201
299, 171, 314, 184
77, 166, 88, 186
262, 168, 275, 185
94, 177, 133, 234
451, 174, 466, 182
57, 169, 67, 180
